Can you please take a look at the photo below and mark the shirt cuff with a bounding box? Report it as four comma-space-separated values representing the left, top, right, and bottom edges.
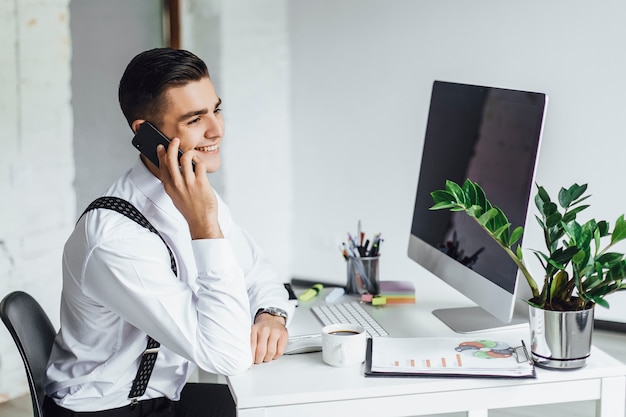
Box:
191, 238, 238, 276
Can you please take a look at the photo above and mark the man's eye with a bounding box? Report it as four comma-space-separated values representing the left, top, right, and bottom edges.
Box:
214, 107, 222, 114
188, 117, 201, 125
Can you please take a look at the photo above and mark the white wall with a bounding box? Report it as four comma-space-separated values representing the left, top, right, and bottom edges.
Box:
0, 0, 73, 401
221, 0, 293, 284
182, 0, 293, 283
288, 0, 626, 322
71, 0, 164, 213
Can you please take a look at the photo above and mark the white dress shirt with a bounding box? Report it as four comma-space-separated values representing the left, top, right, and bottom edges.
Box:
45, 158, 294, 411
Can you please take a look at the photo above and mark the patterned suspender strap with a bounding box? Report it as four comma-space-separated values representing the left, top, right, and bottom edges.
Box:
80, 196, 178, 405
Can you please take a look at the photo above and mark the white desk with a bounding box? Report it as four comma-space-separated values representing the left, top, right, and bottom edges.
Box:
226, 278, 626, 417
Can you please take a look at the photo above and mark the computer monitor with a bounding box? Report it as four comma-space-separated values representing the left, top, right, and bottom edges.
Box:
408, 80, 547, 333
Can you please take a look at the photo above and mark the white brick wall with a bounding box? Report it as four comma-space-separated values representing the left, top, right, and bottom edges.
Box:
0, 0, 73, 402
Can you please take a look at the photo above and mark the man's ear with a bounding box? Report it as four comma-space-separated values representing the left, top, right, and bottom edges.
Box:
131, 119, 146, 134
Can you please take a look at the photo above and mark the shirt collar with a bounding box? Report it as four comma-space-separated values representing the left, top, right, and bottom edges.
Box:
128, 157, 177, 215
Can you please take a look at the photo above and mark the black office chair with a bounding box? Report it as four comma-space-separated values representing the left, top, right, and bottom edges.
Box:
0, 291, 56, 417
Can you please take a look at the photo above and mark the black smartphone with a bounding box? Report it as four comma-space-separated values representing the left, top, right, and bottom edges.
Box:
132, 122, 194, 170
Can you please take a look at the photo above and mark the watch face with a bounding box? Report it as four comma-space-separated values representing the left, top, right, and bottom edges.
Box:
268, 307, 287, 318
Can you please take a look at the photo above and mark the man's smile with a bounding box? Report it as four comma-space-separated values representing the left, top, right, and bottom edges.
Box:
195, 144, 219, 152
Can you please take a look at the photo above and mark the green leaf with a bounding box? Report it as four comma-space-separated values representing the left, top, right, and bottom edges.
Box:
597, 220, 610, 237
429, 201, 459, 211
463, 179, 478, 205
534, 193, 543, 214
563, 221, 582, 244
594, 297, 610, 309
572, 249, 586, 266
431, 189, 456, 205
551, 246, 580, 265
473, 182, 488, 211
478, 208, 499, 227
532, 250, 549, 265
594, 226, 601, 253
535, 215, 546, 229
545, 212, 562, 228
467, 205, 484, 218
611, 214, 626, 245
493, 223, 511, 243
548, 229, 565, 250
446, 180, 465, 206
493, 207, 509, 226
543, 202, 558, 217
607, 261, 626, 280
595, 261, 604, 279
559, 184, 587, 208
562, 205, 590, 223
597, 252, 625, 265
550, 270, 569, 299
558, 186, 573, 208
569, 183, 588, 202
509, 226, 524, 246
570, 194, 591, 207
536, 185, 550, 204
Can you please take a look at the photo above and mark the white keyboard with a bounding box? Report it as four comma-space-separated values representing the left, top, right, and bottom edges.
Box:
311, 301, 389, 338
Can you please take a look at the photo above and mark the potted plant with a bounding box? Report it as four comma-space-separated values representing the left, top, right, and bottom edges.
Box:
430, 179, 626, 369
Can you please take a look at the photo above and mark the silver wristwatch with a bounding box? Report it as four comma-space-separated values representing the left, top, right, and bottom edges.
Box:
255, 306, 288, 322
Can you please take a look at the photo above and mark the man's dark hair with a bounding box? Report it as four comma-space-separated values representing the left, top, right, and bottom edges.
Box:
118, 48, 210, 128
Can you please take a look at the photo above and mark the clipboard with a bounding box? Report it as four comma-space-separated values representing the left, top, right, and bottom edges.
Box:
364, 337, 536, 379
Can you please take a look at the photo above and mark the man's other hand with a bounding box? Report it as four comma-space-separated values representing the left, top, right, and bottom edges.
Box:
250, 314, 288, 364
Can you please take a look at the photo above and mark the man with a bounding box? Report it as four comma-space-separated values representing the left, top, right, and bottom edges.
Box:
44, 48, 293, 417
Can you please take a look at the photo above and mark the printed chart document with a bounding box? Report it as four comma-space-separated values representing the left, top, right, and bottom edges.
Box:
365, 337, 535, 378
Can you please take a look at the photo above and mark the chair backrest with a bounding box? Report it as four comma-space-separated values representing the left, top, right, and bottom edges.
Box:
0, 291, 56, 417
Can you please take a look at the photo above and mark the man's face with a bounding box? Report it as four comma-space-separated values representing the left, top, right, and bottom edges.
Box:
158, 77, 224, 173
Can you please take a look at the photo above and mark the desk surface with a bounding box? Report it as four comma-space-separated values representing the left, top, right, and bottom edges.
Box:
227, 276, 626, 417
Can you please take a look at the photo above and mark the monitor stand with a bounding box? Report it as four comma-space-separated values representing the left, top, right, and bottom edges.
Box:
433, 302, 529, 334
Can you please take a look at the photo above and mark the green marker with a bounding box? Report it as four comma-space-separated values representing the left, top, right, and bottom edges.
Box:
298, 283, 323, 301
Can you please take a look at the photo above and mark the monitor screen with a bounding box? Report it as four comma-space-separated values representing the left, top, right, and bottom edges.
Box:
408, 80, 547, 333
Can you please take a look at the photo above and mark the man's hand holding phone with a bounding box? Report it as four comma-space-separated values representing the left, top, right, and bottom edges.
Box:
155, 138, 223, 240
132, 122, 221, 239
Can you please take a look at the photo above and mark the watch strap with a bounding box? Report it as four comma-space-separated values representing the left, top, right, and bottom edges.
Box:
255, 307, 288, 322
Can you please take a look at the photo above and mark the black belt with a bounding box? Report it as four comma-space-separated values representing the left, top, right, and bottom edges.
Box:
43, 396, 174, 417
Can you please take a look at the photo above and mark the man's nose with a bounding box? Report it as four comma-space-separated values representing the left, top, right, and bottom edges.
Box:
205, 116, 223, 138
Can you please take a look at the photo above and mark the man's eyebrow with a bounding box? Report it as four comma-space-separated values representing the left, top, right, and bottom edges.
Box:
178, 108, 208, 121
177, 98, 222, 122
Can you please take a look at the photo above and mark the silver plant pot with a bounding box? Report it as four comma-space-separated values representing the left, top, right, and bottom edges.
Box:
528, 304, 594, 369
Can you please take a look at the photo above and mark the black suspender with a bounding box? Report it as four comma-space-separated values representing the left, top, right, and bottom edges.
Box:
80, 196, 177, 404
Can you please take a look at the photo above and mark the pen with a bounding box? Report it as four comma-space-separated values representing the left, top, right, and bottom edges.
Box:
288, 333, 322, 341
339, 243, 349, 260
298, 283, 323, 301
362, 239, 370, 256
347, 233, 359, 254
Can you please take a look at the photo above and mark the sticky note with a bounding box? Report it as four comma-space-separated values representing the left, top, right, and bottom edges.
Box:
372, 296, 387, 306
361, 294, 373, 302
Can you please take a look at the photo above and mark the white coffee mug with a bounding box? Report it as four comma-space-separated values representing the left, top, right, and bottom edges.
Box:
321, 323, 367, 367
